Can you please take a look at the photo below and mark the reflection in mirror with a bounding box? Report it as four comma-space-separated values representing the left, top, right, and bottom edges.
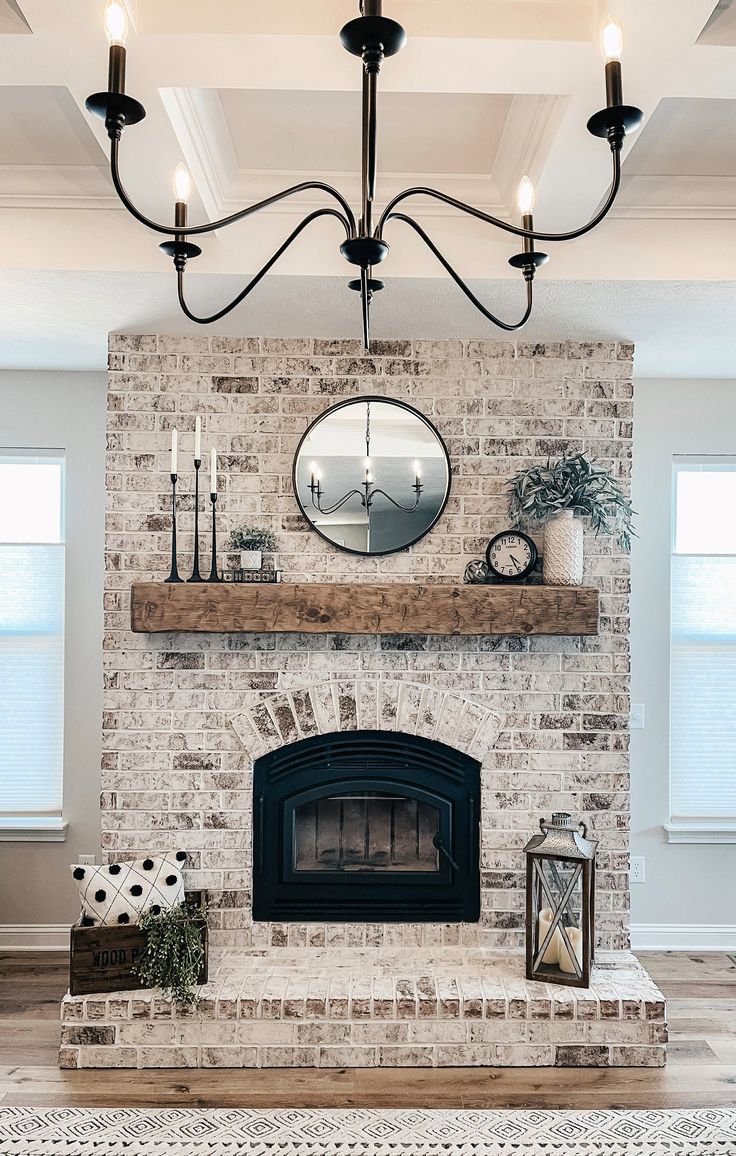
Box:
293, 397, 451, 556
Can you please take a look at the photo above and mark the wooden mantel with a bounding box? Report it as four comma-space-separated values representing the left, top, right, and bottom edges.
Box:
130, 582, 599, 637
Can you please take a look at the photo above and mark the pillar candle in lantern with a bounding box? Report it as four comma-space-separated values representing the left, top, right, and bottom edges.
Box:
558, 926, 584, 974
537, 907, 562, 965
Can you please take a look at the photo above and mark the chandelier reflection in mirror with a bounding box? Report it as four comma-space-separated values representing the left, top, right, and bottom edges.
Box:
308, 401, 423, 519
87, 1, 643, 351
294, 397, 450, 556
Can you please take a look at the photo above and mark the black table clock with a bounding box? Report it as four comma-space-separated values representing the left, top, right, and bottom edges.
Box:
485, 530, 538, 582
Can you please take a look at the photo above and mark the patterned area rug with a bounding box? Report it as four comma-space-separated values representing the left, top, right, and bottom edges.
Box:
1, 1107, 736, 1154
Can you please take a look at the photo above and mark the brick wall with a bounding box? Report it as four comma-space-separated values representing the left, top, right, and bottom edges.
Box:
104, 335, 633, 952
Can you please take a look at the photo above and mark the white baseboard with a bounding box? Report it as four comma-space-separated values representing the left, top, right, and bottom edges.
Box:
632, 923, 736, 952
0, 924, 69, 950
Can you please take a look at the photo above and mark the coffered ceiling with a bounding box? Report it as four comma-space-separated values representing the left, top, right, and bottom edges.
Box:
0, 0, 736, 372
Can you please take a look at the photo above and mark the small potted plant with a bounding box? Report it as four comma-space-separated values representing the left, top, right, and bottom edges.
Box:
227, 524, 277, 571
132, 900, 208, 1009
507, 452, 635, 586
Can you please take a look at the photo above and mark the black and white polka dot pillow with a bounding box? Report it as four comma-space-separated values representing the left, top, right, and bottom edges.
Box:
70, 850, 187, 927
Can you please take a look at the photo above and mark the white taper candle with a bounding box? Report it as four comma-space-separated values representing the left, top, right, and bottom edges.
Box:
210, 447, 217, 495
194, 415, 202, 462
170, 428, 178, 475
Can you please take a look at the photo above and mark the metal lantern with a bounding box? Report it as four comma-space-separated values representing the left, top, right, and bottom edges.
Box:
524, 812, 597, 988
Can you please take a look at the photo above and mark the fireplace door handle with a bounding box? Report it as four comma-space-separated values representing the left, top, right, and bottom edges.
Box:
433, 833, 460, 872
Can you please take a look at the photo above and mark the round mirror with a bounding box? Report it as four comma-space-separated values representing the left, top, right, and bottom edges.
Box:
293, 396, 451, 556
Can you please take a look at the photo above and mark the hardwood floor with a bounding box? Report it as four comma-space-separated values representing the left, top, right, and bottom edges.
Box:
1, 951, 736, 1109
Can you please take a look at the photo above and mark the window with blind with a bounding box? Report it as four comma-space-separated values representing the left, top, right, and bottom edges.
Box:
670, 458, 736, 832
0, 453, 66, 837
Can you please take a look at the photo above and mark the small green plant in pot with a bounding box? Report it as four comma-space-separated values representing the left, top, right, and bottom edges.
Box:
132, 901, 207, 1009
507, 452, 635, 586
227, 524, 277, 571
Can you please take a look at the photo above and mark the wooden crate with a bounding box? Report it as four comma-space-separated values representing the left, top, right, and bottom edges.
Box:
69, 893, 208, 997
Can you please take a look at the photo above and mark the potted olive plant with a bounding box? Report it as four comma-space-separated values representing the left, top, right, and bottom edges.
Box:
507, 452, 635, 585
227, 524, 277, 571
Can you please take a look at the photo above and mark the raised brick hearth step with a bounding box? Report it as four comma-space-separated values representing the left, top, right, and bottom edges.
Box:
60, 949, 666, 1069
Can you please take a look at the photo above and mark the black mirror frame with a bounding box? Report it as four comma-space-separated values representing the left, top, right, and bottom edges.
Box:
292, 394, 453, 558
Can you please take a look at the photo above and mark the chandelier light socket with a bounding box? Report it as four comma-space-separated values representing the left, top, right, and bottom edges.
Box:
586, 104, 644, 144
159, 239, 203, 268
85, 91, 146, 137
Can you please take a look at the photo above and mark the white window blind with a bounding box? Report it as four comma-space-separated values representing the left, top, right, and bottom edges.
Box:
670, 459, 736, 821
0, 453, 65, 821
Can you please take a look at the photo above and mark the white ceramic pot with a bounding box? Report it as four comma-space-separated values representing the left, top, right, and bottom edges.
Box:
240, 549, 262, 571
542, 510, 583, 586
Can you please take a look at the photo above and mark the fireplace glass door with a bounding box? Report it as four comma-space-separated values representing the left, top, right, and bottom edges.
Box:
253, 730, 480, 923
293, 792, 440, 873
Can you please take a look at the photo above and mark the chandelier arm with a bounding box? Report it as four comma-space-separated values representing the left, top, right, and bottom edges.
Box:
109, 138, 356, 238
376, 150, 621, 243
386, 213, 533, 332
313, 489, 366, 517
175, 209, 352, 326
367, 487, 421, 514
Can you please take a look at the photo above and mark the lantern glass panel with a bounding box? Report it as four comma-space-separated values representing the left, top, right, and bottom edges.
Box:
531, 857, 585, 980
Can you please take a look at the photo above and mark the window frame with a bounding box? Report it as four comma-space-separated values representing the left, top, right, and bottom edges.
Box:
0, 448, 68, 841
665, 455, 736, 844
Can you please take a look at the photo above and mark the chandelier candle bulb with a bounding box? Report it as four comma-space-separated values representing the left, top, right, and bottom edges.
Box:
517, 175, 536, 255
601, 17, 624, 107
104, 1, 128, 94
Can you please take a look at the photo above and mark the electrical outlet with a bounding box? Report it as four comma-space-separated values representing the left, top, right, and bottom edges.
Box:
630, 856, 645, 884
630, 704, 646, 730
78, 854, 96, 865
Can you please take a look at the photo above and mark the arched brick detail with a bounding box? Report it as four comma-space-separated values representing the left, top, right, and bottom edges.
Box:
231, 680, 502, 766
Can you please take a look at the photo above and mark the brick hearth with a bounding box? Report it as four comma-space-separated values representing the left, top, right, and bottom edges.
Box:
60, 951, 665, 1069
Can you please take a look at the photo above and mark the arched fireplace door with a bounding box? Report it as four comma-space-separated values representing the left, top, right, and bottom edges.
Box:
253, 730, 481, 923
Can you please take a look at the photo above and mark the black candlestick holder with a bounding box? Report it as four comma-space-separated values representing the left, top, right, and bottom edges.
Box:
208, 492, 223, 582
166, 473, 183, 583
188, 457, 204, 582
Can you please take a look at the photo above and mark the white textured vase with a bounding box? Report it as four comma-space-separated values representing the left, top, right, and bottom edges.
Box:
240, 550, 262, 571
543, 511, 583, 586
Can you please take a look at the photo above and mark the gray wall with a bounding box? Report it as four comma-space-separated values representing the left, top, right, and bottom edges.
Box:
0, 371, 106, 928
631, 377, 736, 935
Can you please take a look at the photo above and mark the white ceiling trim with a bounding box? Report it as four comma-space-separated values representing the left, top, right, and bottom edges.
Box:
492, 94, 567, 213
0, 164, 118, 210
160, 86, 237, 222
222, 170, 507, 218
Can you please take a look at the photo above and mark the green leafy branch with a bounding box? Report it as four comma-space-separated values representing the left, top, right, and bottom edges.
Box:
132, 901, 207, 1008
507, 452, 636, 551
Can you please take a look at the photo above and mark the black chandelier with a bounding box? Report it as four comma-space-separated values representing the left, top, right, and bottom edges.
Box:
87, 1, 643, 352
307, 400, 423, 518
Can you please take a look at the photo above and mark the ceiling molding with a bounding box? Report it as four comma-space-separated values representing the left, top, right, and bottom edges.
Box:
614, 174, 736, 219
492, 94, 567, 213
0, 0, 31, 34
222, 170, 506, 218
160, 87, 237, 221
0, 165, 119, 210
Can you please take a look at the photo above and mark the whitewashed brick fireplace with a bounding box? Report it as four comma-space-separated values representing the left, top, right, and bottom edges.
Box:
60, 334, 666, 1069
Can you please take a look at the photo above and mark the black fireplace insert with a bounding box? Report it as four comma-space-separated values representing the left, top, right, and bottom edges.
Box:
252, 730, 480, 922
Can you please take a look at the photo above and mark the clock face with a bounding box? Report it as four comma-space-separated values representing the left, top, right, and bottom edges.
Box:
485, 531, 537, 581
